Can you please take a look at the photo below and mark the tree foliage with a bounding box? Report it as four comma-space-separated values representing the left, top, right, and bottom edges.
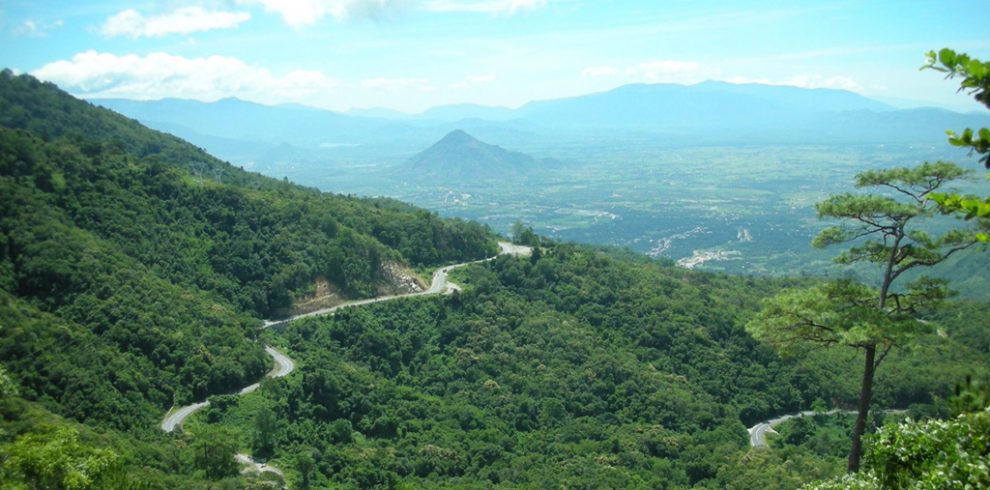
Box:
197, 241, 987, 489
804, 409, 990, 490
922, 48, 990, 167
510, 219, 539, 246
922, 48, 990, 225
3, 426, 123, 490
748, 160, 983, 472
190, 427, 239, 480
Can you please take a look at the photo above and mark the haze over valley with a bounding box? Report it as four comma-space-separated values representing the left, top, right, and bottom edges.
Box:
97, 83, 990, 291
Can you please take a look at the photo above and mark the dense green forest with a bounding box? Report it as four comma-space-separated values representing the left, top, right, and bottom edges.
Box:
203, 243, 986, 488
0, 71, 987, 488
0, 72, 496, 488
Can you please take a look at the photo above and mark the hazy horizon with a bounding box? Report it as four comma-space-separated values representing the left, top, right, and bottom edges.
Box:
83, 78, 981, 117
2, 1, 989, 113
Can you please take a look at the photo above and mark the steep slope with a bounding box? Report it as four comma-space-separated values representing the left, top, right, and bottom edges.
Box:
403, 129, 536, 180
3, 70, 986, 489
209, 241, 989, 489
0, 71, 498, 435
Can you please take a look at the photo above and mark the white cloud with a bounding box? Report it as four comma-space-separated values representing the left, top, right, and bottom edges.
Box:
235, 0, 546, 27
626, 60, 701, 83
423, 0, 548, 14
31, 51, 340, 103
239, 0, 404, 27
99, 7, 250, 38
13, 19, 63, 37
581, 66, 617, 78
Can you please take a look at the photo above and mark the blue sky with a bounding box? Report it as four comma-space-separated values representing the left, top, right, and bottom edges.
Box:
1, 0, 988, 113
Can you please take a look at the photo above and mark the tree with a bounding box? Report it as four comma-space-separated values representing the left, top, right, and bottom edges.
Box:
3, 427, 124, 489
190, 427, 239, 480
510, 219, 538, 246
295, 447, 316, 489
803, 409, 990, 490
922, 48, 990, 226
0, 365, 17, 397
251, 407, 278, 458
747, 161, 986, 472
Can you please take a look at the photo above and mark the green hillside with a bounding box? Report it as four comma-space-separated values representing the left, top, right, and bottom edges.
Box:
213, 244, 987, 488
0, 72, 496, 487
0, 72, 986, 488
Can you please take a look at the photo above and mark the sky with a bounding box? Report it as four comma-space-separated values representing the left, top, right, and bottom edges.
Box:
1, 0, 988, 113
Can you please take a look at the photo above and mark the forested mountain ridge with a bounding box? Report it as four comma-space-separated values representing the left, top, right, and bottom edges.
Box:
0, 71, 499, 486
0, 70, 987, 488
224, 242, 988, 488
0, 70, 498, 317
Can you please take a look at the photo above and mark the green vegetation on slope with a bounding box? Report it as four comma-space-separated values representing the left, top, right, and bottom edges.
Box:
0, 70, 986, 489
0, 71, 496, 487
200, 242, 987, 489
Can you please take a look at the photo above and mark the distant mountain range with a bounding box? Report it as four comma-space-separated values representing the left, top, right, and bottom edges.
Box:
516, 81, 892, 130
93, 81, 990, 168
403, 130, 536, 180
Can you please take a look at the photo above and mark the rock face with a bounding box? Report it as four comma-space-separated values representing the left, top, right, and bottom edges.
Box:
285, 275, 344, 316
284, 262, 426, 316
403, 129, 535, 180
378, 261, 426, 295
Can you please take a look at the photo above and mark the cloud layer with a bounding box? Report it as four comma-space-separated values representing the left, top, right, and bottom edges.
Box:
30, 49, 866, 113
32, 51, 338, 103
95, 0, 553, 35
12, 19, 63, 37
100, 7, 251, 38
238, 0, 407, 27
423, 0, 548, 14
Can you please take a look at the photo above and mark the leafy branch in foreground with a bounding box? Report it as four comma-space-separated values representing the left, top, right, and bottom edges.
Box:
803, 408, 990, 490
747, 161, 985, 474
922, 48, 990, 167
922, 48, 990, 226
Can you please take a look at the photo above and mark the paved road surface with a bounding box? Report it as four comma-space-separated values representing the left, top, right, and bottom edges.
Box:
160, 345, 294, 433
160, 401, 210, 433
263, 241, 531, 328
748, 409, 906, 448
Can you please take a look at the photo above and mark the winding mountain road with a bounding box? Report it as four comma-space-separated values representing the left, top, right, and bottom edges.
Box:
263, 241, 527, 329
160, 345, 295, 433
747, 410, 839, 448
161, 241, 529, 433
747, 409, 907, 448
